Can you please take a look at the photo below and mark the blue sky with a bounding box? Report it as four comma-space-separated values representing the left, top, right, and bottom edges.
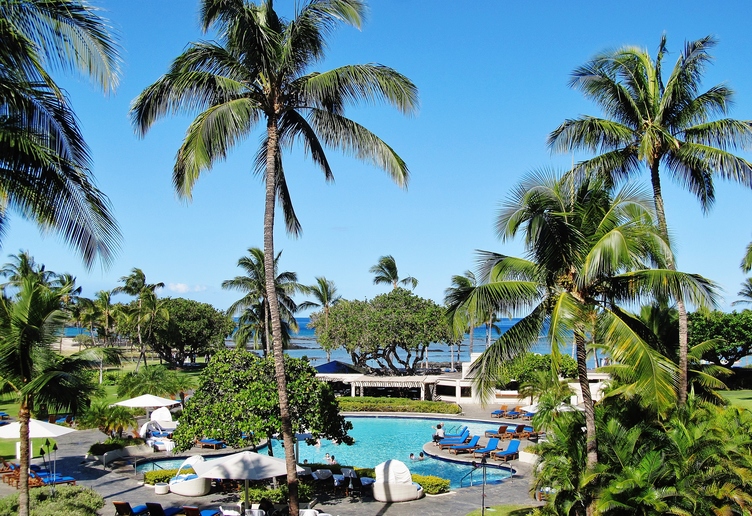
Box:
6, 0, 752, 314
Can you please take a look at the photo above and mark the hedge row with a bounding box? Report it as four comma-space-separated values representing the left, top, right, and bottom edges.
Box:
412, 473, 451, 495
0, 485, 104, 516
143, 467, 193, 485
338, 397, 462, 414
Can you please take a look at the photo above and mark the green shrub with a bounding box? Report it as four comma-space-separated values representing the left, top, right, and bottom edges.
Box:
413, 473, 450, 494
102, 371, 121, 386
143, 467, 194, 485
338, 397, 462, 414
87, 442, 123, 455
0, 485, 105, 516
241, 482, 314, 504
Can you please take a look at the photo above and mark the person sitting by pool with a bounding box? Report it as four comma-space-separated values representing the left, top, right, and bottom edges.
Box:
432, 423, 445, 444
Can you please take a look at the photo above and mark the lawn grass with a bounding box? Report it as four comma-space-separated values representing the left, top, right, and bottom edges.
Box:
466, 505, 537, 516
720, 390, 752, 411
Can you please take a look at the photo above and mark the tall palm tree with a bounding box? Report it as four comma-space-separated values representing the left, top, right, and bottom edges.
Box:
451, 170, 715, 497
732, 278, 752, 306
0, 0, 121, 268
299, 277, 341, 361
113, 268, 164, 371
0, 250, 53, 291
548, 35, 752, 405
131, 1, 416, 506
444, 270, 479, 355
0, 275, 97, 516
369, 255, 418, 290
223, 248, 301, 355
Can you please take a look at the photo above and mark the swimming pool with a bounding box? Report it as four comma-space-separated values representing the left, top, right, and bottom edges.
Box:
138, 416, 512, 489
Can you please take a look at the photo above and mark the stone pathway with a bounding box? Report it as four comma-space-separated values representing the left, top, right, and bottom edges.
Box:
0, 404, 543, 515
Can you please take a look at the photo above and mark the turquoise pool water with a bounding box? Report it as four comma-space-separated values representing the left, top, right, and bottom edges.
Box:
138, 417, 512, 489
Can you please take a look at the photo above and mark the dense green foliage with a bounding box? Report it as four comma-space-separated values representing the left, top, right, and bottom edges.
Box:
143, 467, 194, 485
338, 397, 462, 414
173, 350, 352, 452
412, 474, 451, 495
116, 365, 194, 400
496, 353, 577, 388
311, 288, 458, 373
151, 297, 234, 366
0, 485, 105, 516
688, 310, 752, 366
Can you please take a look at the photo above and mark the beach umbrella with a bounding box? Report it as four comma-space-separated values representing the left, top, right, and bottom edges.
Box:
194, 450, 304, 505
0, 420, 76, 439
520, 403, 583, 413
113, 394, 180, 408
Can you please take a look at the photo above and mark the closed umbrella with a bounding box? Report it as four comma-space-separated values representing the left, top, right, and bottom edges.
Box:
194, 450, 304, 507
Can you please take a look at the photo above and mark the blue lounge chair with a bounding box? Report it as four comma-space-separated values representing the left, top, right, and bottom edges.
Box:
196, 438, 225, 449
490, 405, 508, 418
438, 429, 470, 450
443, 425, 468, 438
114, 501, 149, 516
491, 439, 521, 461
506, 406, 522, 418
0, 411, 9, 420
484, 425, 508, 438
449, 435, 480, 454
29, 471, 76, 486
473, 438, 500, 458
146, 502, 183, 516
183, 507, 220, 516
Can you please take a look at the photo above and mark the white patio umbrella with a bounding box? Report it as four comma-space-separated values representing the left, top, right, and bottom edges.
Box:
194, 450, 304, 506
113, 394, 180, 408
0, 419, 76, 439
520, 403, 584, 413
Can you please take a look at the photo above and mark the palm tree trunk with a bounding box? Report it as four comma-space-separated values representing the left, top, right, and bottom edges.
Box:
574, 330, 597, 516
469, 324, 474, 356
18, 400, 31, 516
264, 118, 299, 515
650, 161, 688, 405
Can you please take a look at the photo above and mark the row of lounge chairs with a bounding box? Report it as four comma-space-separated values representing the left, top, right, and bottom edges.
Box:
484, 424, 539, 440
0, 459, 77, 488
490, 405, 534, 419
115, 501, 326, 516
436, 432, 522, 461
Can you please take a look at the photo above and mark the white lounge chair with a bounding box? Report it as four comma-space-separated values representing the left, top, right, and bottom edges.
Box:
371, 459, 424, 502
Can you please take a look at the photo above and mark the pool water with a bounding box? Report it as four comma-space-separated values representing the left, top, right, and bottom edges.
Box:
138, 416, 512, 488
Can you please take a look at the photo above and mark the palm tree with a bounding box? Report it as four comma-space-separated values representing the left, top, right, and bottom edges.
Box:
549, 35, 752, 405
0, 275, 97, 516
451, 170, 715, 492
0, 250, 53, 291
130, 2, 417, 506
222, 248, 302, 356
0, 0, 121, 268
732, 278, 752, 306
300, 277, 341, 361
113, 268, 164, 371
117, 365, 184, 399
444, 271, 479, 356
370, 255, 418, 290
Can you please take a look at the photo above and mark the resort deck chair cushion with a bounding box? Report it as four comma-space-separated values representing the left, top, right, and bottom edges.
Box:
437, 429, 470, 449
449, 435, 480, 454
473, 438, 500, 458
490, 405, 508, 418
183, 507, 220, 516
484, 425, 508, 438
196, 438, 225, 449
29, 471, 76, 486
146, 502, 183, 516
443, 425, 468, 438
506, 406, 522, 418
491, 439, 521, 461
113, 501, 149, 516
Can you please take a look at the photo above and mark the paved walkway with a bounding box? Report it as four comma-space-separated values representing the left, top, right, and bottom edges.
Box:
0, 404, 543, 515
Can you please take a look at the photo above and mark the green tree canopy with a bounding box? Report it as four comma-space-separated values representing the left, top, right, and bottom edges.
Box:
151, 297, 234, 367
312, 288, 456, 374
172, 350, 352, 454
688, 310, 752, 366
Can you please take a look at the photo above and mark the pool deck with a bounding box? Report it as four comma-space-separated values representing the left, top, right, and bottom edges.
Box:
0, 404, 543, 515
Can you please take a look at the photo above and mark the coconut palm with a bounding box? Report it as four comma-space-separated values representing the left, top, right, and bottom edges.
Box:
0, 250, 53, 291
451, 170, 715, 488
732, 278, 752, 306
130, 2, 416, 505
222, 247, 302, 355
444, 271, 479, 356
0, 274, 97, 516
0, 0, 121, 268
549, 35, 752, 405
299, 277, 341, 361
113, 268, 164, 371
370, 255, 418, 290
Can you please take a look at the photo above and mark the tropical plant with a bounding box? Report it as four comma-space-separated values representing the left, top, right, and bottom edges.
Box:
116, 365, 189, 399
451, 170, 715, 486
300, 277, 341, 361
0, 0, 121, 270
549, 35, 752, 406
222, 248, 303, 355
444, 270, 479, 356
369, 255, 418, 290
0, 274, 97, 515
79, 402, 136, 438
130, 0, 417, 509
113, 268, 165, 370
732, 278, 752, 306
